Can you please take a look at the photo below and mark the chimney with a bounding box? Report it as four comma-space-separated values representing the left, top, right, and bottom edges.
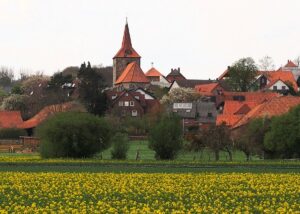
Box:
178, 67, 180, 72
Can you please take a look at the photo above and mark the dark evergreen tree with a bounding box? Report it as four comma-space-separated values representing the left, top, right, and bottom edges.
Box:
78, 62, 107, 116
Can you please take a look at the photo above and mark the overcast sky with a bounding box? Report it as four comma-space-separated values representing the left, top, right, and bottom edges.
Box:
0, 0, 300, 79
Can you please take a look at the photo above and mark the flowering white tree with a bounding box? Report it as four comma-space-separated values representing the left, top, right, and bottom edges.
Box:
161, 88, 201, 104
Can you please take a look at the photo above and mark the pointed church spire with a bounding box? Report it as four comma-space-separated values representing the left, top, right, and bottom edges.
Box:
121, 21, 132, 50
113, 20, 141, 58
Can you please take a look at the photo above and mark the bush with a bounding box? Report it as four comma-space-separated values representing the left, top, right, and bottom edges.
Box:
36, 112, 112, 158
0, 128, 26, 139
111, 133, 130, 160
148, 114, 183, 160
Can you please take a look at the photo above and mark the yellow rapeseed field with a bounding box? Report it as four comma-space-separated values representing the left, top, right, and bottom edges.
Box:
0, 172, 299, 213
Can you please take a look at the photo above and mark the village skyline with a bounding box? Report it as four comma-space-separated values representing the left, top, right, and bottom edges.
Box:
1, 0, 300, 79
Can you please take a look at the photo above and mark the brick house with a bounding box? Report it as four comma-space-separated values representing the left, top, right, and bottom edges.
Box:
106, 89, 159, 117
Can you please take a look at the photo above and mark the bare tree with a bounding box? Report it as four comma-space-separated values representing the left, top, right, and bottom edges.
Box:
258, 56, 275, 71
0, 67, 14, 86
293, 56, 300, 67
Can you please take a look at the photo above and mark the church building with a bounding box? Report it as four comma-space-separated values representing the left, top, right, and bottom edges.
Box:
113, 21, 150, 90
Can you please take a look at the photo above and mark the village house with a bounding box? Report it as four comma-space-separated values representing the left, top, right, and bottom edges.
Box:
170, 100, 217, 131
145, 67, 170, 88
106, 89, 159, 118
216, 91, 279, 126
218, 60, 299, 94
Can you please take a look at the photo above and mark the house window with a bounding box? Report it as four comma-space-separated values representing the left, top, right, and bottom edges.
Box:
132, 110, 138, 117
118, 101, 123, 106
207, 112, 213, 118
282, 86, 286, 90
124, 101, 129, 106
130, 101, 134, 106
186, 109, 191, 113
273, 86, 277, 90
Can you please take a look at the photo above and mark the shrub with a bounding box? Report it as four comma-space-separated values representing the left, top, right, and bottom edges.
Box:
36, 112, 112, 158
111, 133, 130, 160
0, 128, 26, 139
148, 114, 183, 160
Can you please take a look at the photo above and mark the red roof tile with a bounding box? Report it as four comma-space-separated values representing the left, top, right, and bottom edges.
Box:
0, 111, 23, 128
195, 83, 219, 96
233, 96, 300, 128
114, 23, 140, 58
21, 102, 83, 129
223, 91, 279, 103
218, 69, 229, 80
284, 60, 298, 68
223, 101, 258, 115
216, 115, 243, 126
145, 67, 163, 77
115, 62, 150, 84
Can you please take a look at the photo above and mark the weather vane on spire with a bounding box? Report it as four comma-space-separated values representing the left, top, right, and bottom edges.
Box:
126, 16, 128, 24
151, 62, 154, 67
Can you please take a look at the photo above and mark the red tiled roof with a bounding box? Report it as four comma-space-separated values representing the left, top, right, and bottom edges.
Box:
223, 101, 258, 115
223, 91, 279, 103
195, 83, 219, 95
114, 23, 140, 58
284, 60, 298, 68
0, 111, 23, 128
145, 67, 163, 77
115, 62, 150, 84
233, 96, 300, 128
216, 115, 243, 126
261, 70, 298, 91
218, 69, 229, 80
21, 102, 83, 129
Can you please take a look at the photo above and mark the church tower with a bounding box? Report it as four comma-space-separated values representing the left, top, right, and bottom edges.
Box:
113, 21, 141, 86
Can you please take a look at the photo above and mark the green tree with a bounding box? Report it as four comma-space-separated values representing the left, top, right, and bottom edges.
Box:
264, 106, 300, 158
48, 72, 73, 88
78, 62, 107, 116
36, 112, 112, 158
111, 133, 130, 160
1, 94, 28, 112
202, 123, 232, 161
148, 114, 183, 160
226, 57, 258, 92
237, 118, 269, 160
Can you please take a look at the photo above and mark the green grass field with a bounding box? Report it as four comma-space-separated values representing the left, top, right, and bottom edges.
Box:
101, 140, 248, 161
0, 140, 299, 173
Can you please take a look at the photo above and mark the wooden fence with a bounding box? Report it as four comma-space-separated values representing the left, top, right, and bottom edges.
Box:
0, 136, 40, 153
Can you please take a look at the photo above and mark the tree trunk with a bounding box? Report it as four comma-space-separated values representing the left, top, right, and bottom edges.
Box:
228, 150, 233, 161
215, 150, 220, 161
245, 152, 250, 161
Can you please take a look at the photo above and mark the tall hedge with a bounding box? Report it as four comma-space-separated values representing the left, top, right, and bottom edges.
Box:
36, 112, 112, 158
